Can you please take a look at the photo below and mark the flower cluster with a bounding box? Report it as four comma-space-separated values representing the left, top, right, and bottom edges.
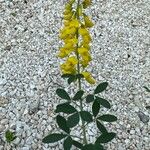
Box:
58, 0, 95, 84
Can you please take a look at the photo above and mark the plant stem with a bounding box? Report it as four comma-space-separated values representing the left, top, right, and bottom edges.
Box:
76, 0, 88, 145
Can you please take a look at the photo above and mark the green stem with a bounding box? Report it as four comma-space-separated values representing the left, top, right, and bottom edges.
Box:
76, 0, 88, 145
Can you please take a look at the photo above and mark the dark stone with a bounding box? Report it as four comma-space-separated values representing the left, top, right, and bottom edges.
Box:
137, 111, 149, 124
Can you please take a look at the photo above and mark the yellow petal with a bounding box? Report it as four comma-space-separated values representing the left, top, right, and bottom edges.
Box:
67, 56, 78, 65
82, 72, 95, 84
79, 27, 89, 35
84, 14, 94, 28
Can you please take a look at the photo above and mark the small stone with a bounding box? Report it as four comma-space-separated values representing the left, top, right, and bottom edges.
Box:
22, 147, 30, 150
0, 125, 5, 132
125, 139, 130, 144
134, 106, 139, 112
130, 130, 135, 135
0, 97, 9, 107
1, 119, 8, 125
13, 137, 20, 145
137, 111, 149, 124
4, 45, 11, 51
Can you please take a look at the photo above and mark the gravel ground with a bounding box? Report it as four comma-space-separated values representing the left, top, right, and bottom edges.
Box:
0, 0, 150, 149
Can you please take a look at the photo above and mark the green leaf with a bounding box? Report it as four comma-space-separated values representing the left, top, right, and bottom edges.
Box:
63, 136, 72, 150
68, 75, 76, 84
143, 86, 150, 92
42, 133, 67, 143
86, 94, 95, 103
98, 114, 117, 122
95, 96, 111, 109
56, 115, 70, 133
94, 143, 104, 150
79, 143, 104, 150
67, 112, 80, 128
82, 144, 95, 150
73, 90, 84, 100
80, 111, 93, 123
94, 82, 108, 94
61, 74, 74, 78
96, 132, 116, 143
92, 100, 100, 117
72, 140, 83, 149
55, 103, 77, 114
56, 88, 71, 100
96, 120, 107, 134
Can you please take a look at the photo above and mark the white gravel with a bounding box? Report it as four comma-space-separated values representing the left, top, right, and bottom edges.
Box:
0, 0, 150, 149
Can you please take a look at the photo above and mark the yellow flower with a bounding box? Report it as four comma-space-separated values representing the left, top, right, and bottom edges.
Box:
82, 34, 92, 44
82, 72, 95, 84
78, 47, 91, 67
67, 56, 78, 65
83, 0, 92, 8
70, 19, 80, 28
63, 12, 73, 20
60, 56, 78, 74
60, 27, 76, 40
84, 14, 94, 28
64, 38, 78, 45
79, 27, 89, 36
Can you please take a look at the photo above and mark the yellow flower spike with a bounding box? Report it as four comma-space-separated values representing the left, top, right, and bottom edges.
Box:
83, 14, 94, 28
81, 72, 95, 84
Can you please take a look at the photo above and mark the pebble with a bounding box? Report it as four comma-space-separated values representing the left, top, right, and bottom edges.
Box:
0, 125, 5, 132
13, 137, 20, 145
137, 111, 149, 124
0, 97, 9, 107
1, 119, 8, 125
